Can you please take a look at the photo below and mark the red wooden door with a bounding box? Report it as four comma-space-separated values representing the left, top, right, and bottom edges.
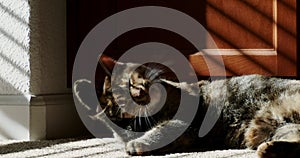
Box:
67, 0, 297, 81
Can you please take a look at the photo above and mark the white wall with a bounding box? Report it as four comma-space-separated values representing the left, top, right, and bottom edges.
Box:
0, 0, 69, 95
0, 0, 86, 140
0, 0, 31, 140
0, 0, 30, 95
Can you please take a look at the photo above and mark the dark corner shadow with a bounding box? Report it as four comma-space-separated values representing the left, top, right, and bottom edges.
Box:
0, 136, 92, 155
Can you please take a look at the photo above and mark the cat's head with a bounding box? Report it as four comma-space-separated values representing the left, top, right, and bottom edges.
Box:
98, 55, 179, 131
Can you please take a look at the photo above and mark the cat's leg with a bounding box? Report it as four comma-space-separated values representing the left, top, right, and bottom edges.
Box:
257, 124, 300, 158
244, 112, 278, 149
125, 119, 190, 156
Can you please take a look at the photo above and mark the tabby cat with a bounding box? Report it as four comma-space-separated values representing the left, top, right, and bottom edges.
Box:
75, 55, 300, 158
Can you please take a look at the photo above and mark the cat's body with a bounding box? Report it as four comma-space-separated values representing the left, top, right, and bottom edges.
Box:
78, 56, 300, 158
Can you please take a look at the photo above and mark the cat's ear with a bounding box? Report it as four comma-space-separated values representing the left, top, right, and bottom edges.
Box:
99, 55, 117, 71
103, 76, 111, 95
99, 54, 124, 76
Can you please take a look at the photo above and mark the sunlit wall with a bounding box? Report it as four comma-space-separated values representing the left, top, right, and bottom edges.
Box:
0, 0, 30, 95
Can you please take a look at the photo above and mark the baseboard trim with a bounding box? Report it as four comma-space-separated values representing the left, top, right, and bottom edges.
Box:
31, 94, 89, 140
0, 94, 89, 140
0, 95, 31, 106
30, 94, 74, 106
0, 95, 31, 140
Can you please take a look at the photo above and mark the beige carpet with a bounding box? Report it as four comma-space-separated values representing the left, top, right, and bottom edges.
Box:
0, 137, 257, 158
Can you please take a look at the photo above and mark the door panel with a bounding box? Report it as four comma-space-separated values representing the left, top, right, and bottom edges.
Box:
190, 0, 297, 76
206, 0, 274, 49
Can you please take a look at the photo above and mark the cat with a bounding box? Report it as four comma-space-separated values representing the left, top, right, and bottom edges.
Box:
74, 55, 300, 158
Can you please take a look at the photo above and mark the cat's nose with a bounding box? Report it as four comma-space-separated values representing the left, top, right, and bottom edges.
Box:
131, 88, 141, 97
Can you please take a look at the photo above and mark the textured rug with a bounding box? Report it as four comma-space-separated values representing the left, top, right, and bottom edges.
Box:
0, 137, 257, 158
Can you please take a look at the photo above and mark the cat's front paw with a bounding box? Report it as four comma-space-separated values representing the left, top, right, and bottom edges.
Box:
126, 140, 150, 156
257, 141, 300, 158
257, 141, 277, 158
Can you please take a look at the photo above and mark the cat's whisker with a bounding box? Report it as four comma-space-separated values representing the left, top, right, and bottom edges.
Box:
132, 110, 140, 131
115, 106, 121, 114
116, 107, 122, 118
134, 117, 137, 131
143, 108, 148, 118
144, 109, 153, 129
138, 108, 142, 130
145, 106, 157, 125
